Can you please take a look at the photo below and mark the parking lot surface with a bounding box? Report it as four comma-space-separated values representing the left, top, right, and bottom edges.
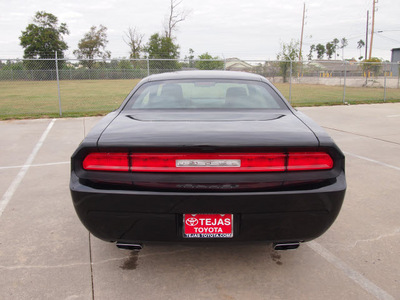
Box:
0, 103, 399, 300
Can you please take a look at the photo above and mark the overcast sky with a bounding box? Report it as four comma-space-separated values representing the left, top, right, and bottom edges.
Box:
1, 0, 399, 61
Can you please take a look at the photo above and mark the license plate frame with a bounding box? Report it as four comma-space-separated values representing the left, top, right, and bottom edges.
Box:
183, 214, 234, 238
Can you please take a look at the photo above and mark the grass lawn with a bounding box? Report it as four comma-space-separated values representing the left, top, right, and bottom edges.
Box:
0, 79, 399, 119
0, 79, 140, 119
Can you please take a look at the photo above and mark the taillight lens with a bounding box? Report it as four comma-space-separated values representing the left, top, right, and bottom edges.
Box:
130, 153, 286, 172
82, 153, 129, 172
287, 152, 333, 171
82, 151, 333, 172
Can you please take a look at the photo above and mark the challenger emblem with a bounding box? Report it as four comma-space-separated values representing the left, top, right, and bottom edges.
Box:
176, 159, 241, 167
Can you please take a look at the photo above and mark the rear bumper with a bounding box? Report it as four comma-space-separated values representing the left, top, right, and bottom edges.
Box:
70, 172, 346, 243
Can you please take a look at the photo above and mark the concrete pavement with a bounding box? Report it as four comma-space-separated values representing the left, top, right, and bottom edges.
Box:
0, 103, 399, 299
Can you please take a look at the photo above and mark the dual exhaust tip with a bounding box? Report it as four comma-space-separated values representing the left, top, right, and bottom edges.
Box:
116, 242, 143, 251
273, 242, 300, 251
116, 241, 300, 251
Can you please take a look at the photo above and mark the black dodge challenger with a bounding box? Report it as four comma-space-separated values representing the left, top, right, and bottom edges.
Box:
70, 71, 346, 250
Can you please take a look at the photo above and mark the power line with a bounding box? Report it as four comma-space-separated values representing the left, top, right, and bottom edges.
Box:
375, 34, 400, 44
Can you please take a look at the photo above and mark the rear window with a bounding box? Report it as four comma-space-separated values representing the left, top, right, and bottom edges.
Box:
124, 80, 287, 110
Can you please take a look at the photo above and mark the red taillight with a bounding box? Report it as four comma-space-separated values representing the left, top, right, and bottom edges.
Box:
82, 151, 333, 172
287, 152, 333, 171
82, 152, 129, 172
130, 153, 286, 172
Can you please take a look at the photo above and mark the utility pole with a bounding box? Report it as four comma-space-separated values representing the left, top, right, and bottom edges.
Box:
299, 2, 306, 61
369, 0, 377, 59
365, 10, 369, 61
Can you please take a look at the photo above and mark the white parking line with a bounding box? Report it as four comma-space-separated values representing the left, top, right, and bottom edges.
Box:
344, 151, 400, 172
0, 161, 69, 170
308, 241, 395, 300
0, 119, 56, 217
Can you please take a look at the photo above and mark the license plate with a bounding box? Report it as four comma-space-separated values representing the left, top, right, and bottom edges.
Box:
183, 214, 233, 238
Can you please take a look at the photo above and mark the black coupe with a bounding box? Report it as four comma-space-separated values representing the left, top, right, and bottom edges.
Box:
70, 71, 346, 250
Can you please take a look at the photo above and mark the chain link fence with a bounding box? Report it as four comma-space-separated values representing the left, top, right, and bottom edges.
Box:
0, 58, 399, 118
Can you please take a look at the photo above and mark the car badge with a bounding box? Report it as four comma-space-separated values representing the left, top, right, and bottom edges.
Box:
176, 159, 241, 168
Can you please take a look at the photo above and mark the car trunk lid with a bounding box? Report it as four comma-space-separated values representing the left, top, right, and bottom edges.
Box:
97, 111, 319, 148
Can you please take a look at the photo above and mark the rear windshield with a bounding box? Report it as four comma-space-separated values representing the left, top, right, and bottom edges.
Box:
124, 79, 287, 110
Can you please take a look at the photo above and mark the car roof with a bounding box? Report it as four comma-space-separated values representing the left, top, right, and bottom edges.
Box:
143, 70, 266, 82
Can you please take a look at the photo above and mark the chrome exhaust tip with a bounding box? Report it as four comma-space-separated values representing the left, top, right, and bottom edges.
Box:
273, 242, 300, 251
116, 242, 143, 251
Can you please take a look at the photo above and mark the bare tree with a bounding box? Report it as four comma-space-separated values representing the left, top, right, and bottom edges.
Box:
124, 27, 144, 59
164, 0, 190, 39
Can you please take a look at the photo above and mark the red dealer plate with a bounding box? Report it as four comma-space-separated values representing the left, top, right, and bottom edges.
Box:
183, 214, 233, 238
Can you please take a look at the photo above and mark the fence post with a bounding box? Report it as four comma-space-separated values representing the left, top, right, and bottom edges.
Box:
55, 52, 62, 116
147, 58, 150, 76
289, 59, 292, 103
342, 61, 347, 104
383, 62, 387, 102
398, 62, 400, 89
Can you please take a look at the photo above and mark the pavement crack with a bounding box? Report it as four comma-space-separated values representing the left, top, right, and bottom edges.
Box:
350, 228, 400, 249
0, 248, 198, 271
91, 248, 194, 266
89, 233, 95, 300
324, 228, 400, 250
323, 126, 400, 146
0, 262, 90, 270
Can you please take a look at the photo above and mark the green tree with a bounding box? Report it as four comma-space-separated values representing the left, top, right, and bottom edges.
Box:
357, 39, 365, 60
145, 33, 180, 70
276, 40, 299, 82
195, 53, 224, 70
308, 44, 315, 60
73, 25, 111, 69
2, 60, 25, 70
182, 48, 195, 68
340, 37, 348, 60
118, 60, 134, 69
185, 48, 195, 68
19, 11, 69, 60
332, 38, 339, 59
362, 57, 382, 77
316, 44, 325, 59
19, 11, 69, 76
325, 42, 335, 59
146, 33, 180, 59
